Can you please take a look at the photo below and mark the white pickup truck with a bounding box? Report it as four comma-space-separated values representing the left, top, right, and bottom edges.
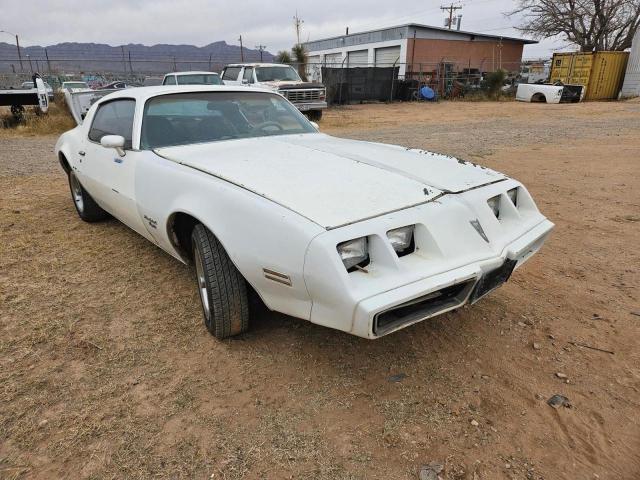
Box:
221, 63, 327, 120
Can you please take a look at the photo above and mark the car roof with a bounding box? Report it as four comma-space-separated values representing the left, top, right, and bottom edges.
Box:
164, 71, 219, 76
225, 63, 290, 68
96, 84, 279, 103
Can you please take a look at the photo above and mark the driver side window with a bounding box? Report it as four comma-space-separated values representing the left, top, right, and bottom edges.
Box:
88, 99, 135, 149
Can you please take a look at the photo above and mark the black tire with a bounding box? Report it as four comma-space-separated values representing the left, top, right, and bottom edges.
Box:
306, 110, 323, 121
68, 171, 109, 222
191, 224, 249, 339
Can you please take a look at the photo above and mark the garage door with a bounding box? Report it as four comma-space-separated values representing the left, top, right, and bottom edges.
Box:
347, 50, 369, 68
324, 53, 343, 66
375, 46, 401, 67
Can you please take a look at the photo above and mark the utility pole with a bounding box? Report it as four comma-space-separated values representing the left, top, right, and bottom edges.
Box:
255, 44, 266, 62
121, 46, 127, 73
238, 35, 244, 61
45, 48, 51, 72
440, 3, 462, 29
128, 51, 133, 74
0, 31, 23, 71
293, 12, 304, 45
15, 34, 23, 71
26, 54, 33, 73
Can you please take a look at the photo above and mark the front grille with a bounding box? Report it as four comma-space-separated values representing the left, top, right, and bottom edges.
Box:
373, 280, 475, 336
280, 88, 324, 103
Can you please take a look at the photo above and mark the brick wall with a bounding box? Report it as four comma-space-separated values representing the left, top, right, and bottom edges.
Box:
407, 38, 525, 73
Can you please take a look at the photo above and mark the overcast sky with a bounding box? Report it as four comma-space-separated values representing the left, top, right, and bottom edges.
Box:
3, 0, 572, 59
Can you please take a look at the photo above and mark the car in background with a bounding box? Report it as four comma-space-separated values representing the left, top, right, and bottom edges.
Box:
221, 63, 327, 120
21, 80, 54, 100
162, 71, 222, 86
98, 81, 129, 90
59, 81, 91, 93
143, 77, 163, 87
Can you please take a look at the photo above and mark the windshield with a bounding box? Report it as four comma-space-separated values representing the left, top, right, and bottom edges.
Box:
64, 82, 88, 89
141, 91, 316, 149
177, 74, 221, 85
255, 66, 301, 82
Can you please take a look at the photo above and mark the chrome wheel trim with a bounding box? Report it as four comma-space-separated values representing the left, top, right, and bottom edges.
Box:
194, 245, 211, 323
70, 174, 84, 213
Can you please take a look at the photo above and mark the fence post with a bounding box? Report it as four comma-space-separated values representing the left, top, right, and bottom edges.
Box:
339, 56, 347, 105
390, 56, 399, 102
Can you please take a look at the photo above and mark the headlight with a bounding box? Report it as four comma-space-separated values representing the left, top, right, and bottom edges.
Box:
507, 187, 518, 206
487, 195, 500, 218
337, 237, 369, 270
387, 225, 415, 255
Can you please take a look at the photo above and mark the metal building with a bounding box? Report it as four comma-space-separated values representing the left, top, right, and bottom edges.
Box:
303, 23, 536, 81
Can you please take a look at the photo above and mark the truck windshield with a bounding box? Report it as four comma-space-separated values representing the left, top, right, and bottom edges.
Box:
176, 74, 221, 85
141, 91, 316, 150
255, 66, 301, 82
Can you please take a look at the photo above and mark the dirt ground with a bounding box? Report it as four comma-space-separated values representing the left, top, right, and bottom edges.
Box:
1, 100, 639, 480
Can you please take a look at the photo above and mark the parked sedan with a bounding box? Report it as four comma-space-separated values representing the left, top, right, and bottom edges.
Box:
55, 86, 553, 339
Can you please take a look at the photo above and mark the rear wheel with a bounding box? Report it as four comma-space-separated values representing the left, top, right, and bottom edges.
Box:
68, 172, 109, 222
191, 224, 249, 339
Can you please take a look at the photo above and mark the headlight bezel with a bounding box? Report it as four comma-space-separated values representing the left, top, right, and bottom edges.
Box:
336, 236, 369, 271
487, 195, 501, 218
386, 225, 415, 257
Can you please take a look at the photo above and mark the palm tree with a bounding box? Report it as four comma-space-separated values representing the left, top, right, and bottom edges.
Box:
292, 44, 308, 81
275, 51, 292, 64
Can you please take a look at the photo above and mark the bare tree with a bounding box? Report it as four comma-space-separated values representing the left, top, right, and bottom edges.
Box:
510, 0, 640, 51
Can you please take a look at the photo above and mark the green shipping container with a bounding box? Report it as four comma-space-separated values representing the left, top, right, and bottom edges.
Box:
550, 51, 629, 100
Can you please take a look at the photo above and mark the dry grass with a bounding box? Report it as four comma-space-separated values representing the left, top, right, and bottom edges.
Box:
0, 93, 76, 138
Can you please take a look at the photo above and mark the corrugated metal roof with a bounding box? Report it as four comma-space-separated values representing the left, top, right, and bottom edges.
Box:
303, 23, 537, 52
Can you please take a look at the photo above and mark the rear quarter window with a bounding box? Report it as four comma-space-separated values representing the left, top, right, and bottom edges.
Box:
222, 67, 241, 81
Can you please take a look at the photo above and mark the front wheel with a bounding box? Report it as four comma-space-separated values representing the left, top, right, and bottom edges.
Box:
68, 172, 109, 222
191, 224, 249, 339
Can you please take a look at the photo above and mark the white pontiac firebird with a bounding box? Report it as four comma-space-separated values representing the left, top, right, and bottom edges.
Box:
55, 86, 554, 339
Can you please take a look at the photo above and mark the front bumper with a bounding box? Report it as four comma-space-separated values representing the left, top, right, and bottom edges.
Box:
303, 179, 554, 338
353, 219, 552, 337
292, 101, 327, 111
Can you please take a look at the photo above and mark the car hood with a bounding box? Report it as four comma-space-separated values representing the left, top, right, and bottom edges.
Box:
155, 134, 506, 229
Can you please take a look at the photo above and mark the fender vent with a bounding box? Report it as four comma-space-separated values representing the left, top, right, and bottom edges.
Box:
263, 268, 292, 286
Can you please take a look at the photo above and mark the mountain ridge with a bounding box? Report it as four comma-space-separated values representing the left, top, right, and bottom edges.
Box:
0, 40, 275, 74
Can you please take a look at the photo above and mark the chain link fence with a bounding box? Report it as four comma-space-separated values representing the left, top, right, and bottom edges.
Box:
1, 56, 529, 103
305, 61, 525, 104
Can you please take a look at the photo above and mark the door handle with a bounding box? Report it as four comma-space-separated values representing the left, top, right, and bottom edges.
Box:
78, 151, 86, 156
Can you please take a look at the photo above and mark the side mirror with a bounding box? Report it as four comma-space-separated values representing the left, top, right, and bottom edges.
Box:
309, 121, 319, 130
101, 135, 126, 157
241, 78, 249, 84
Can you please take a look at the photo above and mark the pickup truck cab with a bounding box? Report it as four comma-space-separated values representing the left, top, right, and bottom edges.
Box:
162, 71, 222, 86
221, 63, 326, 120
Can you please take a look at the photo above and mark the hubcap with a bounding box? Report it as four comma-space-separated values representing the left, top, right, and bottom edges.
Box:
194, 245, 211, 323
70, 174, 84, 213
